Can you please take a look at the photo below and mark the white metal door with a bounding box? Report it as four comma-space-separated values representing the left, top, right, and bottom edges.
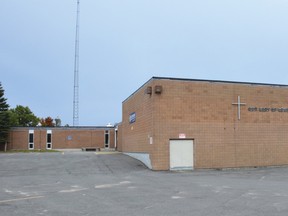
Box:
169, 140, 194, 170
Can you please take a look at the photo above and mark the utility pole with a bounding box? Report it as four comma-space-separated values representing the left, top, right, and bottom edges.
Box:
73, 0, 80, 126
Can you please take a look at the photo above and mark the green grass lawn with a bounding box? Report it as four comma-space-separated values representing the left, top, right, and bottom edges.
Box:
0, 149, 60, 153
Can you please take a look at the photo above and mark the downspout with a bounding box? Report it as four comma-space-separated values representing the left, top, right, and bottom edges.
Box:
114, 126, 118, 149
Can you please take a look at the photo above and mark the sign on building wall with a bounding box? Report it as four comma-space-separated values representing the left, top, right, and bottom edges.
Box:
179, 133, 186, 139
129, 112, 136, 124
248, 107, 288, 112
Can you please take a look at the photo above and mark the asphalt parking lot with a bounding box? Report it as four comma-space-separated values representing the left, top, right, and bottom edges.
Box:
1, 152, 288, 216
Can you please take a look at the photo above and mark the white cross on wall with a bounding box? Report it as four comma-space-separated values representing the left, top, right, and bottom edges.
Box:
232, 96, 246, 120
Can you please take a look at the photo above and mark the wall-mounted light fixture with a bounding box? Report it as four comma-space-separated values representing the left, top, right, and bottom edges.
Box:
145, 86, 152, 95
154, 85, 163, 94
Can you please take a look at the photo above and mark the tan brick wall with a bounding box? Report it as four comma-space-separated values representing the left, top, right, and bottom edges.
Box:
109, 130, 115, 149
9, 128, 28, 150
9, 127, 115, 150
121, 81, 155, 153
122, 78, 288, 170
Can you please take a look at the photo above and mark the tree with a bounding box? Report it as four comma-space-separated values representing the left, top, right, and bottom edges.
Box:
0, 82, 10, 149
40, 117, 55, 127
10, 105, 39, 127
55, 116, 61, 127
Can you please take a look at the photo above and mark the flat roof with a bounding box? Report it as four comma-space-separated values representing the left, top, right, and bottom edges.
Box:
11, 126, 115, 130
152, 76, 288, 87
123, 76, 288, 103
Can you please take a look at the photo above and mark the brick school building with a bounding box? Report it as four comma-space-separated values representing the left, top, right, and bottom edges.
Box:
7, 77, 288, 171
118, 77, 288, 170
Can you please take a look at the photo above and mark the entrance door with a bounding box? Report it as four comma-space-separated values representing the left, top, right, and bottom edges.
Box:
169, 140, 194, 170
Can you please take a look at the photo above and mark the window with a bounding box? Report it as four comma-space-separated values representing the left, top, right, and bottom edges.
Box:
28, 130, 34, 150
104, 130, 109, 148
29, 133, 34, 143
46, 130, 52, 150
47, 134, 52, 143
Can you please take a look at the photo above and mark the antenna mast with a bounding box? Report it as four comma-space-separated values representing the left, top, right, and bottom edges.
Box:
73, 0, 80, 126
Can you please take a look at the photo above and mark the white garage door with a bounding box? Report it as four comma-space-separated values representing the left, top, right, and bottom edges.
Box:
169, 140, 194, 170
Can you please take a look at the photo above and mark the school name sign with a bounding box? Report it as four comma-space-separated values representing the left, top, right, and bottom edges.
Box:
248, 107, 288, 112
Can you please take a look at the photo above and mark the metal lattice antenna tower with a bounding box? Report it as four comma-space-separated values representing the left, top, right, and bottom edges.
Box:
73, 0, 80, 126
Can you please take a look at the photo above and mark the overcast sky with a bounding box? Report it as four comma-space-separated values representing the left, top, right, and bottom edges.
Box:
1, 0, 288, 126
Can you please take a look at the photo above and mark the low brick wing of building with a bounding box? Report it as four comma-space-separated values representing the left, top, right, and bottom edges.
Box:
9, 126, 116, 151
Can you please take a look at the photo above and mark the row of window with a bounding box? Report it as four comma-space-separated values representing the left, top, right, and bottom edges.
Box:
28, 130, 110, 150
29, 130, 52, 150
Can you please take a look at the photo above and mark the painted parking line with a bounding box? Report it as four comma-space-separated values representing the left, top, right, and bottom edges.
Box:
0, 196, 44, 204
95, 181, 131, 189
58, 188, 88, 193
